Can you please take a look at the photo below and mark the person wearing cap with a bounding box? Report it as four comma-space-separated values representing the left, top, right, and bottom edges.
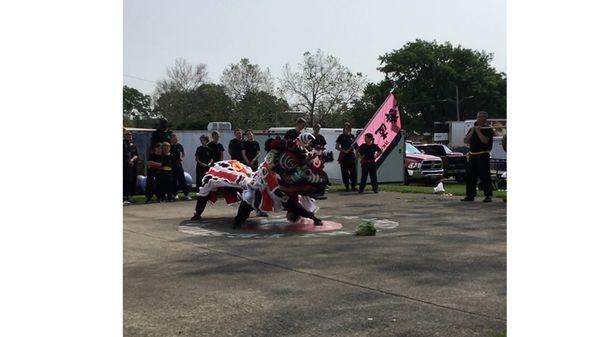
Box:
123, 130, 139, 204
284, 117, 306, 141
357, 133, 382, 194
228, 128, 244, 162
335, 122, 358, 191
207, 131, 224, 162
194, 135, 213, 192
151, 118, 173, 147
169, 134, 192, 201
312, 123, 327, 150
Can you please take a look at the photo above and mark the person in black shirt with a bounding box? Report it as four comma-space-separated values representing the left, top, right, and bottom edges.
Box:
169, 134, 191, 200
158, 142, 175, 202
462, 111, 494, 202
123, 130, 139, 203
335, 123, 358, 191
145, 143, 162, 203
241, 129, 268, 217
357, 133, 382, 194
228, 128, 244, 161
312, 123, 327, 150
151, 118, 173, 147
207, 131, 225, 162
284, 117, 306, 141
195, 135, 213, 192
242, 129, 261, 170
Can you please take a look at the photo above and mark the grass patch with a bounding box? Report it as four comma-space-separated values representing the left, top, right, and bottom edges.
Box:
328, 182, 506, 199
128, 192, 198, 204
125, 182, 506, 205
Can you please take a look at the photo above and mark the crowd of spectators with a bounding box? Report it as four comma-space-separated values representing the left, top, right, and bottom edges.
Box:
123, 119, 267, 205
124, 117, 381, 205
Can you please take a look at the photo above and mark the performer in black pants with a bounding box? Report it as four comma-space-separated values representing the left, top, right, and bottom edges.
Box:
462, 111, 494, 202
191, 188, 241, 222
335, 122, 358, 191
192, 195, 210, 221
194, 135, 213, 192
357, 133, 382, 194
170, 134, 191, 200
232, 189, 323, 229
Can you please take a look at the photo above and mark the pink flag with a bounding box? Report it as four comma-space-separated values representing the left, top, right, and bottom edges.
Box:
354, 93, 402, 164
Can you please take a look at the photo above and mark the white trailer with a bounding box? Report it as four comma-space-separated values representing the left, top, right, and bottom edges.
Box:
267, 127, 406, 184
129, 126, 407, 186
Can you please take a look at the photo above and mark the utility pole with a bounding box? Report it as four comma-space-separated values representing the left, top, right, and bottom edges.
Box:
450, 86, 473, 121
455, 86, 460, 121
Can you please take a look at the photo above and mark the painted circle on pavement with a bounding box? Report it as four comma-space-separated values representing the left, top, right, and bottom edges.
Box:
178, 215, 398, 239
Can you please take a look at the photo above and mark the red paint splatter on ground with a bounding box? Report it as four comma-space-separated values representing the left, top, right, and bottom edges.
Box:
242, 219, 343, 232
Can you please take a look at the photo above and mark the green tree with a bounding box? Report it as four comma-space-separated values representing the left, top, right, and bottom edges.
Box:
155, 58, 209, 97
280, 49, 366, 125
220, 58, 274, 102
350, 40, 506, 133
231, 91, 290, 130
123, 85, 153, 120
154, 84, 234, 130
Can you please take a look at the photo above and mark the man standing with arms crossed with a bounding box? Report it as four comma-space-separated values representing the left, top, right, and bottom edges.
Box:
194, 135, 213, 192
242, 129, 260, 171
207, 131, 225, 162
462, 111, 494, 202
229, 128, 244, 162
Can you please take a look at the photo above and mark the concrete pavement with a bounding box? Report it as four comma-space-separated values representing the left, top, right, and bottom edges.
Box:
124, 191, 506, 337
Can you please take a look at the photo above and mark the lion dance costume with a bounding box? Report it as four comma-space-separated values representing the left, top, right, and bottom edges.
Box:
190, 133, 330, 228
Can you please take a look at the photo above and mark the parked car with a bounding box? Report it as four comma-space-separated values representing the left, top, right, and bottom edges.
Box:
402, 143, 444, 185
415, 144, 467, 183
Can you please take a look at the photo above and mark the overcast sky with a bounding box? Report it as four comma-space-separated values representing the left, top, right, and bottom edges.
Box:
124, 0, 506, 95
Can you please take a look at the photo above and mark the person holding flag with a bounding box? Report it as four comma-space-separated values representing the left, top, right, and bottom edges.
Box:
352, 92, 403, 191
357, 133, 382, 193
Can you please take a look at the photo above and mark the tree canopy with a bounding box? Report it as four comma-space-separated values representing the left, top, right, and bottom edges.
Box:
126, 42, 506, 132
153, 83, 234, 130
280, 50, 366, 126
348, 40, 506, 132
220, 58, 274, 102
155, 58, 209, 97
232, 91, 290, 131
123, 85, 153, 120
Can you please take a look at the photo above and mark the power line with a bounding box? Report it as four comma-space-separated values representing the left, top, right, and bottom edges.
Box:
123, 74, 158, 84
